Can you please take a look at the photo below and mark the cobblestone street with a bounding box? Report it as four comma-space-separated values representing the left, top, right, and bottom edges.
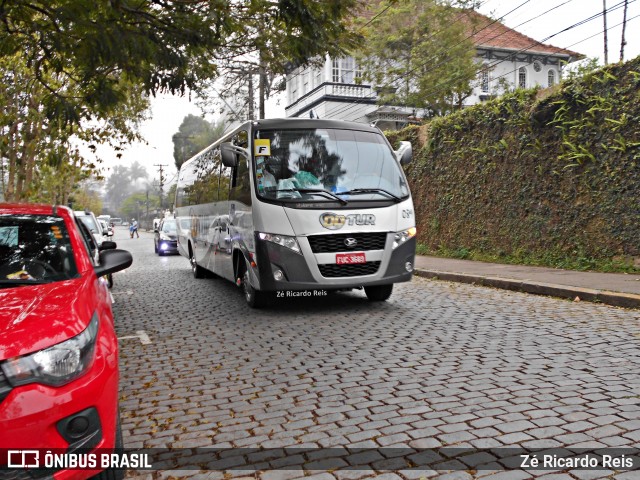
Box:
111, 230, 640, 479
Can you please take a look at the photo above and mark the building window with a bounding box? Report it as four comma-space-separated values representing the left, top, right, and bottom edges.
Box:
332, 57, 360, 84
480, 67, 490, 93
518, 67, 527, 89
354, 61, 363, 83
332, 59, 340, 83
548, 69, 556, 87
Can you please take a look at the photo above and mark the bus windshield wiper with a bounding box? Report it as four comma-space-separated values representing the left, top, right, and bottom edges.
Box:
277, 188, 348, 205
341, 188, 400, 201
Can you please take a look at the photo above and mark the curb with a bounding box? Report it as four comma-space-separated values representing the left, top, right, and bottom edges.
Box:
414, 269, 640, 309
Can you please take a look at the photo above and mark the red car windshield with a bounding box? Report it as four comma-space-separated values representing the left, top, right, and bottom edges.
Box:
0, 214, 79, 285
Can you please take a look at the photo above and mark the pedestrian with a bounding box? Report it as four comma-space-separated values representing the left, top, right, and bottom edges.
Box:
130, 218, 139, 238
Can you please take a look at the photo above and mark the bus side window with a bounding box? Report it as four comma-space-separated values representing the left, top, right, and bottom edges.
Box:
229, 130, 251, 205
219, 161, 232, 201
230, 154, 251, 205
234, 130, 248, 148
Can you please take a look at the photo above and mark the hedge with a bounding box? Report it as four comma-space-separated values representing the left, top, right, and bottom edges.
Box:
387, 56, 640, 272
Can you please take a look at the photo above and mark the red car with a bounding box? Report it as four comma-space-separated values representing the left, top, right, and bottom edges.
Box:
0, 204, 132, 479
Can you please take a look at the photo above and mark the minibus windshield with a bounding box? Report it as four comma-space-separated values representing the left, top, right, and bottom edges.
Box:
254, 128, 409, 203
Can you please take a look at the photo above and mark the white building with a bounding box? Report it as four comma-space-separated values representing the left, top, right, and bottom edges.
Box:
285, 10, 582, 129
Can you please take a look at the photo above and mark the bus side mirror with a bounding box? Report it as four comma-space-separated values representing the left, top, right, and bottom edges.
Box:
395, 141, 413, 165
221, 143, 237, 168
221, 142, 249, 168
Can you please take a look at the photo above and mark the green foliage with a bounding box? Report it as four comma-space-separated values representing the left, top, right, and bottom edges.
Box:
416, 243, 639, 273
401, 56, 640, 272
357, 1, 478, 115
69, 180, 103, 214
563, 57, 601, 81
120, 192, 160, 223
0, 50, 149, 203
0, 0, 219, 120
195, 0, 362, 120
103, 162, 150, 215
173, 116, 225, 171
1, 0, 361, 123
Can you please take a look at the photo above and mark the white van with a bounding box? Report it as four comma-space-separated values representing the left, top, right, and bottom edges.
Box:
74, 211, 105, 247
175, 119, 416, 307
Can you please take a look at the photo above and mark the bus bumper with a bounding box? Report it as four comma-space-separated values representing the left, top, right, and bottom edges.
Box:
255, 235, 416, 291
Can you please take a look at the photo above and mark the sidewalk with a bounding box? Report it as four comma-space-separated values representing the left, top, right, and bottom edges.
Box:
414, 255, 640, 309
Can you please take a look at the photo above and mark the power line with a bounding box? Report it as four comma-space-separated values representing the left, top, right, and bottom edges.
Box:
321, 0, 553, 119
323, 0, 584, 119
411, 0, 635, 104
321, 0, 634, 121
475, 11, 640, 91
284, 0, 497, 117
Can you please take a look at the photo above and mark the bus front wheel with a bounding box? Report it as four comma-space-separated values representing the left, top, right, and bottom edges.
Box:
243, 269, 267, 308
364, 284, 393, 301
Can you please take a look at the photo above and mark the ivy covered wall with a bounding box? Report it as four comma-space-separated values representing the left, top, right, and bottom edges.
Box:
388, 57, 640, 271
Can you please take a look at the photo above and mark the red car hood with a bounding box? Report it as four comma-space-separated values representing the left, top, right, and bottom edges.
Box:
0, 274, 97, 360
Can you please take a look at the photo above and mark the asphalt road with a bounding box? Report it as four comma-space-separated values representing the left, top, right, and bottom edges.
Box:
110, 228, 640, 480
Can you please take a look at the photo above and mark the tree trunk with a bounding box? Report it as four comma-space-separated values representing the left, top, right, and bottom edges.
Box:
6, 122, 19, 202
620, 0, 628, 61
259, 58, 266, 120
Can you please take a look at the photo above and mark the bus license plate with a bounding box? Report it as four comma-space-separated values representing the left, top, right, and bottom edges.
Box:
336, 252, 366, 264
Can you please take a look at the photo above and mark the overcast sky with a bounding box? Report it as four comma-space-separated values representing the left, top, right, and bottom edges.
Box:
91, 0, 639, 186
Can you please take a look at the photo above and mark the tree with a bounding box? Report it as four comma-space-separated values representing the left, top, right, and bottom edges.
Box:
103, 163, 149, 215
120, 192, 159, 223
172, 115, 225, 170
357, 0, 479, 116
29, 148, 93, 206
1, 1, 363, 123
128, 161, 149, 184
0, 47, 149, 203
1, 0, 366, 203
69, 179, 103, 213
0, 0, 223, 121
198, 0, 363, 120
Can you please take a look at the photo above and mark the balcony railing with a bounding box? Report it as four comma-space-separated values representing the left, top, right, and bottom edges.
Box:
285, 82, 375, 117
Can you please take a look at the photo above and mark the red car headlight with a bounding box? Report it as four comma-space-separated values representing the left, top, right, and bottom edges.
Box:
1, 313, 99, 387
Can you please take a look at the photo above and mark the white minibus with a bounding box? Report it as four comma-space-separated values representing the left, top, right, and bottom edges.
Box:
175, 119, 416, 307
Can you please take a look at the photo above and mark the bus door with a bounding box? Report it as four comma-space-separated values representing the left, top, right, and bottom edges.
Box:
212, 213, 233, 280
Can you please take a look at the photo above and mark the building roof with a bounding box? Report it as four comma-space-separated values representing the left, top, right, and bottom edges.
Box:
359, 2, 583, 60
462, 9, 583, 59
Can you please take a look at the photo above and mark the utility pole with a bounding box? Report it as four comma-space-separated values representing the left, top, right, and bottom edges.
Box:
154, 164, 167, 212
603, 0, 609, 65
620, 0, 629, 61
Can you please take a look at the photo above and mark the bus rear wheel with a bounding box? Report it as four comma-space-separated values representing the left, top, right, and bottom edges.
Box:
191, 252, 205, 279
243, 269, 267, 308
364, 284, 393, 301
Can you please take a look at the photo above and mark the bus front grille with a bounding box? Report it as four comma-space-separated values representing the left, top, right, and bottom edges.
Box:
308, 232, 387, 253
318, 261, 381, 278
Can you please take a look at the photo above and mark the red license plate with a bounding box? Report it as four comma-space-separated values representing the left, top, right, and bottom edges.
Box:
336, 252, 366, 264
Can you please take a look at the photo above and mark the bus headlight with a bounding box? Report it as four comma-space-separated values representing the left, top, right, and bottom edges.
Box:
393, 227, 416, 250
258, 232, 302, 255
